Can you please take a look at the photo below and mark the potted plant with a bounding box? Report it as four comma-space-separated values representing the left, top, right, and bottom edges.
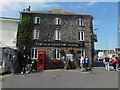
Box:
52, 59, 62, 65
76, 49, 81, 54
68, 48, 74, 54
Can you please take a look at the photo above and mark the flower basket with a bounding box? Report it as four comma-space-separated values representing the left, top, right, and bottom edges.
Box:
52, 59, 62, 65
76, 49, 81, 54
68, 48, 74, 53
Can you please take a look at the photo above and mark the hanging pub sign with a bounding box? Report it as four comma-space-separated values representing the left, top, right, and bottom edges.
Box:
34, 41, 84, 48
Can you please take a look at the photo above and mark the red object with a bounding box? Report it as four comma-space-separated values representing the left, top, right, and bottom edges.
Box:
37, 50, 46, 70
111, 59, 118, 64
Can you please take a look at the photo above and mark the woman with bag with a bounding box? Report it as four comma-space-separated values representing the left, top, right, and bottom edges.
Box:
111, 55, 119, 71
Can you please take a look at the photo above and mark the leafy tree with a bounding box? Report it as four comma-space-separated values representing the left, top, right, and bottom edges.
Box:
16, 17, 34, 56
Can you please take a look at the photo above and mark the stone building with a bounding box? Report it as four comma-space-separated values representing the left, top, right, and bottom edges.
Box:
20, 7, 97, 69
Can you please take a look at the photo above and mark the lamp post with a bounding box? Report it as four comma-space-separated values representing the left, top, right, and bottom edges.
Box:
91, 28, 98, 68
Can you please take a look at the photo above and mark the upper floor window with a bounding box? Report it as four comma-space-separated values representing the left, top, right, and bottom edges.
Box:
55, 30, 61, 40
33, 30, 39, 39
78, 31, 84, 41
77, 19, 83, 26
55, 18, 61, 25
53, 48, 60, 59
31, 48, 38, 59
34, 17, 40, 24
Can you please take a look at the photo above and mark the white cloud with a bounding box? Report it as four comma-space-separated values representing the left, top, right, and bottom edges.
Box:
0, 2, 59, 18
87, 1, 97, 6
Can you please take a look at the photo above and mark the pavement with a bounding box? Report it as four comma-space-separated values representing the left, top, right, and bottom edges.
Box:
1, 67, 119, 88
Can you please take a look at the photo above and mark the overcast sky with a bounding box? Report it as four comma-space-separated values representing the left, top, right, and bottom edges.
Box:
0, 0, 119, 50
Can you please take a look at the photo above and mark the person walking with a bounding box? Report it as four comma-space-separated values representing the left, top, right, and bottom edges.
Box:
111, 55, 118, 71
115, 56, 120, 70
85, 56, 90, 71
26, 55, 32, 74
20, 55, 27, 75
103, 55, 110, 71
80, 55, 85, 71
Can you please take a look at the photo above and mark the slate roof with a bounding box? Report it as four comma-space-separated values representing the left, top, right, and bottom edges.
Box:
20, 9, 93, 17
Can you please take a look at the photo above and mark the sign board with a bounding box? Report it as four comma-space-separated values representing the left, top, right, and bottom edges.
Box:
66, 54, 74, 61
34, 41, 84, 48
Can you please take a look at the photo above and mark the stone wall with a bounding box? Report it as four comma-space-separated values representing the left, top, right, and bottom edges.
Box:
22, 13, 94, 68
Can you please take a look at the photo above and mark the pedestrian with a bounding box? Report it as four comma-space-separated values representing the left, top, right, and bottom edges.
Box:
26, 55, 32, 74
110, 55, 118, 71
20, 55, 27, 75
103, 55, 110, 71
9, 55, 16, 75
80, 55, 85, 71
30, 60, 37, 72
115, 56, 120, 70
85, 56, 90, 71
64, 59, 68, 70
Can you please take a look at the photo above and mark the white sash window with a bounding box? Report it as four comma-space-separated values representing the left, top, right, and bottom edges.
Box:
31, 48, 38, 59
33, 30, 39, 39
53, 48, 60, 59
78, 19, 83, 26
55, 30, 61, 40
34, 17, 40, 24
78, 31, 84, 41
55, 18, 61, 25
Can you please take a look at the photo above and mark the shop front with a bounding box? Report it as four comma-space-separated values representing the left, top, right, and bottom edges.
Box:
32, 41, 85, 70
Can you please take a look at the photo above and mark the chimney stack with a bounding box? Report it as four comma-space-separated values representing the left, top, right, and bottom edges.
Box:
26, 6, 31, 11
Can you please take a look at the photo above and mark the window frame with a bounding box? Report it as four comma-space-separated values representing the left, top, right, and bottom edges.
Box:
77, 19, 84, 26
33, 30, 39, 40
34, 17, 40, 24
54, 48, 60, 59
78, 31, 84, 41
55, 30, 61, 40
55, 18, 61, 25
31, 48, 38, 59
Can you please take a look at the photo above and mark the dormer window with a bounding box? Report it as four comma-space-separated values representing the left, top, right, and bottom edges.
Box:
34, 17, 40, 24
55, 18, 61, 25
77, 19, 83, 26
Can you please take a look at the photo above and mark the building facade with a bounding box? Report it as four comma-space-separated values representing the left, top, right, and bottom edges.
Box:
20, 8, 97, 69
0, 17, 19, 73
0, 17, 19, 49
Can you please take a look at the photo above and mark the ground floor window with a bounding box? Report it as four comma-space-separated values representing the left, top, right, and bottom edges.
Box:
81, 49, 85, 57
53, 48, 60, 59
31, 48, 38, 59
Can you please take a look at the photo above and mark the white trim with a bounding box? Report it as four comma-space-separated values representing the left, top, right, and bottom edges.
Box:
78, 31, 84, 41
78, 19, 83, 26
34, 17, 40, 24
33, 30, 39, 39
55, 18, 61, 25
55, 30, 61, 40
31, 48, 38, 59
54, 48, 60, 59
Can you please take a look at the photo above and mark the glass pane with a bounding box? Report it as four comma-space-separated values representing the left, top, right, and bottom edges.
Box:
39, 54, 43, 65
35, 49, 37, 58
32, 49, 34, 58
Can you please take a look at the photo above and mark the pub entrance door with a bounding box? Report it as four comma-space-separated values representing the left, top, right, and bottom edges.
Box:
37, 51, 46, 70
